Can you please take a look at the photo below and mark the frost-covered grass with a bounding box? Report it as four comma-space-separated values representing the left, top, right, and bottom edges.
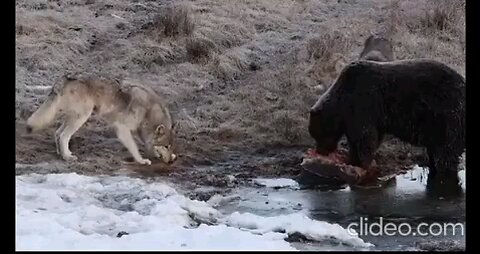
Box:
16, 0, 465, 171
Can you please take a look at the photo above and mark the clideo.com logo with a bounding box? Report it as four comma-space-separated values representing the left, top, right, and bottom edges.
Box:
347, 217, 464, 237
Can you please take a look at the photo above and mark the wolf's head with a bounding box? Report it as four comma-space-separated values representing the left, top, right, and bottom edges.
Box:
141, 120, 177, 164
138, 99, 178, 164
151, 122, 177, 164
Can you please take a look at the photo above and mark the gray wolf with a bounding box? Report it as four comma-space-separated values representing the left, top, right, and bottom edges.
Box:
26, 75, 177, 165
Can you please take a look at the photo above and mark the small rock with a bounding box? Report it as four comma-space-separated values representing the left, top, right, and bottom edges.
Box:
116, 23, 126, 30
116, 231, 129, 238
249, 62, 261, 71
285, 232, 311, 243
290, 35, 303, 40
68, 26, 82, 31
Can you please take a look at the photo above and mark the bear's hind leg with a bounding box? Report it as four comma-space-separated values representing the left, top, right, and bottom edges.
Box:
427, 147, 437, 176
426, 148, 462, 196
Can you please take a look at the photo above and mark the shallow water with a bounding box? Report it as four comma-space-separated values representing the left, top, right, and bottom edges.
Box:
215, 166, 466, 251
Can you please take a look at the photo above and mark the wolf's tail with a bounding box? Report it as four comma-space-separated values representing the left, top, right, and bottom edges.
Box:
26, 90, 62, 132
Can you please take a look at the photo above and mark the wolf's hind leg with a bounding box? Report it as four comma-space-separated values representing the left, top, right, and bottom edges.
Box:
58, 106, 93, 161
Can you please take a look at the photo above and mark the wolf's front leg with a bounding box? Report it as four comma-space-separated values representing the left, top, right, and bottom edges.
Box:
115, 125, 151, 165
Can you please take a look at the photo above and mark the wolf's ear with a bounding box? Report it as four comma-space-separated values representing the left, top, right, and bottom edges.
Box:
155, 124, 165, 136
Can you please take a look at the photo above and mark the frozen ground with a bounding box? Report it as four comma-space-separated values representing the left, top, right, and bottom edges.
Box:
16, 173, 372, 251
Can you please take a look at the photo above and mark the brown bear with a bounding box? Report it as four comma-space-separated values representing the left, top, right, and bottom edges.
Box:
308, 59, 465, 190
359, 35, 395, 62
295, 35, 397, 187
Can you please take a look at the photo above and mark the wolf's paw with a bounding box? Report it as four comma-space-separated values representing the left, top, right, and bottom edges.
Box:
138, 158, 152, 166
62, 154, 78, 161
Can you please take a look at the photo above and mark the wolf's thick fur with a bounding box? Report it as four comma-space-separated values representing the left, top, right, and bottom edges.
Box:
309, 59, 465, 188
359, 35, 395, 62
26, 75, 177, 165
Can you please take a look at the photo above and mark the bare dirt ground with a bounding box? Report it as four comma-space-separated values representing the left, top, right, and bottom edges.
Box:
16, 0, 465, 190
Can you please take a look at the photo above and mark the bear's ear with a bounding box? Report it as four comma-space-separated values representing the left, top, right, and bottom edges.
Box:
155, 124, 165, 136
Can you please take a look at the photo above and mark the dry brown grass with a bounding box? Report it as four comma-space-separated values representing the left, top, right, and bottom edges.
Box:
208, 48, 250, 81
153, 4, 195, 39
415, 0, 465, 36
306, 30, 351, 61
15, 0, 465, 169
305, 29, 352, 85
130, 42, 186, 70
185, 37, 215, 63
384, 0, 465, 74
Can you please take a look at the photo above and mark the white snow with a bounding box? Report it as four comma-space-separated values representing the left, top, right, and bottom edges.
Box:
206, 194, 241, 208
225, 212, 373, 248
253, 178, 300, 189
16, 173, 371, 251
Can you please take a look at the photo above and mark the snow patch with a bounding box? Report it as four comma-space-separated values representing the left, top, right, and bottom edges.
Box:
16, 173, 371, 250
253, 178, 300, 189
225, 212, 373, 248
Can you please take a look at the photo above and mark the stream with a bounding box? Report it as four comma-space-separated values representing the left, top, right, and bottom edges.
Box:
209, 166, 466, 251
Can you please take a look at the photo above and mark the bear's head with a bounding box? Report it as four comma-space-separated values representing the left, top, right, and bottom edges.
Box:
308, 88, 345, 155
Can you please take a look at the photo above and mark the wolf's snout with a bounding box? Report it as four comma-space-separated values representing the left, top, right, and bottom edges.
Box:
155, 146, 177, 164
26, 125, 33, 134
164, 153, 177, 164
170, 153, 177, 163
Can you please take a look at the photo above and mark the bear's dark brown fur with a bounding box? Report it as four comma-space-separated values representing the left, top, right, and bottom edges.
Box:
308, 59, 465, 187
